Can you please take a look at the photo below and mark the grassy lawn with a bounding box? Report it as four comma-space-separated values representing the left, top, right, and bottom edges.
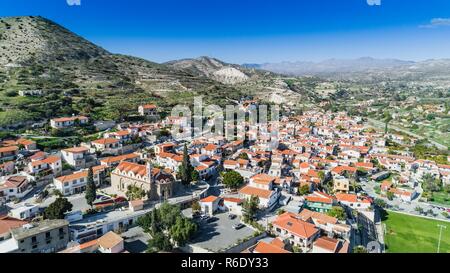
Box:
430, 192, 450, 207
382, 211, 450, 253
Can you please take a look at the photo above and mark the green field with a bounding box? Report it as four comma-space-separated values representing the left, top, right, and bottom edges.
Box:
382, 211, 450, 253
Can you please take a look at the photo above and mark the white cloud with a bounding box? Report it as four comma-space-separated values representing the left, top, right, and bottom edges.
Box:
367, 0, 381, 6
66, 0, 81, 6
420, 18, 450, 28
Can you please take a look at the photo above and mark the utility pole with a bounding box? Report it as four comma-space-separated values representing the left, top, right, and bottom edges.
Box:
437, 224, 447, 253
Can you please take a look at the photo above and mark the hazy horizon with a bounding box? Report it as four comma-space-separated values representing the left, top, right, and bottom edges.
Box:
1, 0, 450, 64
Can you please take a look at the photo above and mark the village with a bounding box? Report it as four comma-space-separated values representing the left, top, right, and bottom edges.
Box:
0, 100, 449, 254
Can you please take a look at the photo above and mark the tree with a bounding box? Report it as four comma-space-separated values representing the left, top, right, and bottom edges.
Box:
85, 167, 97, 208
222, 171, 244, 190
298, 184, 310, 196
146, 232, 172, 253
327, 206, 346, 221
179, 144, 194, 186
318, 171, 326, 182
138, 202, 197, 252
126, 185, 146, 201
415, 206, 424, 214
422, 174, 442, 193
238, 153, 249, 160
386, 191, 394, 201
191, 170, 200, 182
374, 198, 387, 208
44, 197, 73, 219
353, 245, 368, 253
170, 217, 198, 246
191, 201, 201, 213
242, 195, 259, 222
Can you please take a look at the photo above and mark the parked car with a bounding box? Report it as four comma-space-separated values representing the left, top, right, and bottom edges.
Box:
206, 217, 218, 223
232, 223, 245, 230
228, 214, 237, 220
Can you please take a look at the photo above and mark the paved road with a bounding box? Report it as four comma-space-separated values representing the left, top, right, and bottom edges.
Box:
367, 118, 448, 150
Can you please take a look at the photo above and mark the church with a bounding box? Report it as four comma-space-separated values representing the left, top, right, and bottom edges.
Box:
111, 161, 175, 201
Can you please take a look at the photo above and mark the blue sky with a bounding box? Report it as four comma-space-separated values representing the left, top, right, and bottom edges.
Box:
1, 0, 450, 63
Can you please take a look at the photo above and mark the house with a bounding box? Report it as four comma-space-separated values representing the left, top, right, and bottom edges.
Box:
61, 147, 90, 169
0, 161, 15, 176
28, 156, 62, 177
53, 166, 107, 196
334, 193, 372, 210
223, 197, 243, 216
250, 238, 290, 253
1, 220, 69, 253
298, 208, 351, 239
9, 204, 40, 220
90, 138, 121, 154
388, 188, 417, 202
129, 200, 144, 212
18, 89, 44, 97
271, 212, 320, 251
105, 130, 133, 144
0, 146, 19, 161
238, 185, 280, 209
304, 192, 335, 213
312, 236, 349, 253
138, 104, 158, 117
0, 216, 28, 241
333, 175, 350, 193
223, 160, 239, 170
50, 116, 88, 129
100, 153, 140, 168
238, 174, 280, 209
97, 231, 125, 253
60, 231, 126, 254
371, 171, 390, 182
1, 138, 36, 151
199, 195, 222, 216
0, 176, 31, 201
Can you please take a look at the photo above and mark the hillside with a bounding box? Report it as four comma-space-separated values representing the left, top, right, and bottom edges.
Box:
0, 16, 246, 127
165, 56, 274, 84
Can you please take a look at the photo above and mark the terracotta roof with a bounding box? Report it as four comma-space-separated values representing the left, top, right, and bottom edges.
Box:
0, 217, 28, 235
115, 161, 159, 177
272, 212, 319, 239
111, 130, 130, 136
100, 153, 139, 164
335, 193, 371, 204
239, 185, 273, 199
196, 165, 208, 171
204, 143, 218, 151
200, 195, 219, 203
313, 236, 339, 252
332, 166, 357, 174
63, 147, 89, 153
52, 116, 88, 122
92, 138, 120, 145
223, 160, 238, 166
251, 173, 276, 185
98, 231, 123, 250
253, 241, 290, 254
141, 104, 157, 109
0, 146, 19, 153
223, 197, 243, 204
30, 155, 60, 167
55, 166, 106, 183
298, 208, 338, 225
